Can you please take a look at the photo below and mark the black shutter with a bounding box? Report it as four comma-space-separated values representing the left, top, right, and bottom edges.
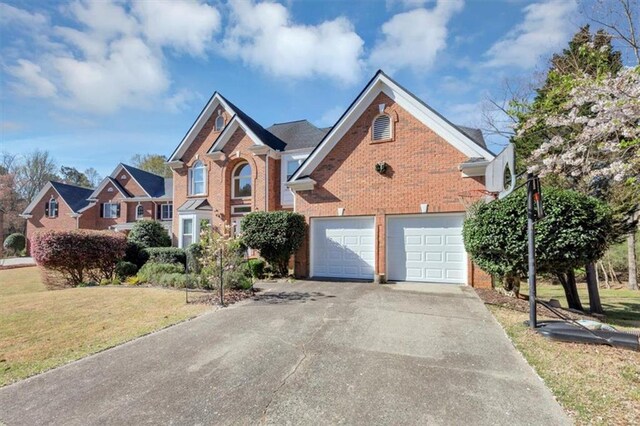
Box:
44, 202, 49, 217
100, 203, 104, 218
116, 204, 121, 218
157, 205, 161, 220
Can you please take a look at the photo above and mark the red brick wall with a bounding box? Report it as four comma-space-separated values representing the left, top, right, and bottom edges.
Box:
115, 169, 146, 197
293, 92, 491, 287
26, 188, 79, 251
93, 183, 128, 229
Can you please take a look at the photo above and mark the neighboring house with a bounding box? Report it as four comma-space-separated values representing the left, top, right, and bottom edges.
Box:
168, 70, 493, 286
21, 164, 173, 242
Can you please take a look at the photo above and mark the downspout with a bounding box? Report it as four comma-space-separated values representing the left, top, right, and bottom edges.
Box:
265, 154, 269, 211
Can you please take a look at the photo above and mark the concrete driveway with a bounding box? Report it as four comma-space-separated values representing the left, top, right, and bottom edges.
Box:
0, 281, 568, 425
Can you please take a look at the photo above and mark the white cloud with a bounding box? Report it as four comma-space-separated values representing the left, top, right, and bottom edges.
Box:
445, 102, 482, 127
0, 2, 47, 27
318, 105, 344, 127
484, 0, 578, 69
369, 0, 464, 73
3, 0, 220, 114
222, 0, 364, 84
6, 59, 57, 98
133, 0, 221, 56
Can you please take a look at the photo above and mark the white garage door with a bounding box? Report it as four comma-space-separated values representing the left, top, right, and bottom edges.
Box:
387, 214, 466, 284
311, 217, 375, 280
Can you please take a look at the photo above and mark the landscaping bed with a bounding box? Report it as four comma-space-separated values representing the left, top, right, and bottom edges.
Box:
478, 286, 640, 425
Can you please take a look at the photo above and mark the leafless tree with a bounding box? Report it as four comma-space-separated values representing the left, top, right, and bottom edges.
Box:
582, 0, 640, 65
14, 150, 58, 202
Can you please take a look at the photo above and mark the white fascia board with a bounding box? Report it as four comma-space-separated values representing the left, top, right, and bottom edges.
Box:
112, 164, 152, 198
168, 94, 235, 162
19, 214, 33, 219
77, 202, 96, 213
286, 178, 316, 191
89, 177, 129, 199
458, 161, 490, 177
290, 73, 494, 182
207, 116, 264, 154
21, 182, 54, 215
167, 160, 184, 169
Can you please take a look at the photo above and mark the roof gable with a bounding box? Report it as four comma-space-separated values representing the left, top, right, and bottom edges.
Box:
89, 177, 131, 200
290, 70, 495, 182
168, 93, 236, 161
22, 181, 93, 215
119, 164, 167, 197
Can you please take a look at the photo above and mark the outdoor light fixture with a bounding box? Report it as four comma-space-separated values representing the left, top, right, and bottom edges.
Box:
375, 161, 388, 174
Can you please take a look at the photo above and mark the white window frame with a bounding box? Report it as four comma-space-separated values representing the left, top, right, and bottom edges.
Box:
372, 114, 392, 142
136, 204, 144, 220
215, 115, 225, 131
280, 151, 310, 206
48, 198, 58, 218
231, 205, 251, 215
181, 217, 194, 248
178, 213, 209, 248
103, 203, 119, 219
160, 203, 173, 221
232, 162, 252, 199
189, 160, 207, 196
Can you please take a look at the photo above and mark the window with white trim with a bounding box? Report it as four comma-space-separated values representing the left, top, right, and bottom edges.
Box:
161, 203, 173, 220
47, 198, 58, 218
136, 204, 144, 220
215, 115, 225, 131
231, 205, 251, 215
102, 203, 119, 219
182, 218, 193, 247
232, 162, 251, 198
189, 160, 206, 196
372, 114, 392, 141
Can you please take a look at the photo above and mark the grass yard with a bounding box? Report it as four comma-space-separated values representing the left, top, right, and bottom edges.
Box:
0, 267, 210, 387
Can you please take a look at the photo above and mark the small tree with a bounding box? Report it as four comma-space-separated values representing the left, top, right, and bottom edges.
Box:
3, 233, 26, 256
199, 224, 246, 293
464, 187, 612, 311
241, 211, 306, 276
128, 220, 171, 248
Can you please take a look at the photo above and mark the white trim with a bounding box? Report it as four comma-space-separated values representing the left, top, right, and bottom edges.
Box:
169, 94, 235, 162
205, 151, 226, 161
231, 161, 252, 199
458, 160, 490, 177
286, 178, 315, 192
207, 116, 265, 155
231, 205, 252, 215
47, 197, 59, 218
89, 177, 129, 200
167, 160, 184, 170
135, 203, 144, 220
385, 213, 467, 285
188, 160, 207, 196
177, 213, 210, 248
214, 115, 225, 131
160, 203, 173, 221
309, 215, 376, 281
290, 72, 494, 182
281, 150, 312, 205
21, 182, 75, 216
102, 202, 119, 219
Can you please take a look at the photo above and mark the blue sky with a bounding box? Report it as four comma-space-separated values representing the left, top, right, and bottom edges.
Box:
0, 0, 621, 178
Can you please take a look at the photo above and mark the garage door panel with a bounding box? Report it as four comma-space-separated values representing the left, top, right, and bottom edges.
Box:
387, 215, 466, 284
311, 217, 375, 280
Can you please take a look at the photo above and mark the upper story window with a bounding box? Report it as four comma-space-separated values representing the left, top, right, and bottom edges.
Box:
372, 114, 392, 141
189, 160, 206, 196
136, 204, 144, 220
215, 115, 225, 131
232, 162, 252, 199
46, 198, 58, 218
286, 158, 303, 181
102, 203, 120, 219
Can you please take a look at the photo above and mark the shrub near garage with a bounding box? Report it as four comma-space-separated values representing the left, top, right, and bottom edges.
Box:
31, 230, 127, 286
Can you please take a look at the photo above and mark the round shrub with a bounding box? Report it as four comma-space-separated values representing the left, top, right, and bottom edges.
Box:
115, 261, 138, 280
247, 258, 265, 279
143, 247, 186, 266
241, 211, 306, 276
128, 220, 171, 248
3, 233, 26, 255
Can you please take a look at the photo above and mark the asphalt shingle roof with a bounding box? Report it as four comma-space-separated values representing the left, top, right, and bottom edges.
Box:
49, 182, 94, 213
121, 164, 169, 198
267, 120, 329, 151
456, 125, 487, 150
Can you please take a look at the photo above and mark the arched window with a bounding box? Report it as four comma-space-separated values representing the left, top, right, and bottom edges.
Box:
136, 204, 144, 220
215, 115, 225, 131
372, 114, 392, 141
232, 162, 252, 198
189, 160, 206, 196
47, 198, 58, 218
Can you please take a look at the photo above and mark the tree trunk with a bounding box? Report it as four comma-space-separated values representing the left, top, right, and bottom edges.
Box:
556, 269, 584, 311
599, 261, 610, 289
629, 232, 638, 290
586, 263, 603, 314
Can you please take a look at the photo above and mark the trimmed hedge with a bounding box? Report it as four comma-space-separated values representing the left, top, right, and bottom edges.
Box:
128, 220, 171, 248
241, 211, 305, 276
31, 230, 127, 286
3, 233, 26, 255
137, 262, 184, 283
143, 247, 186, 266
247, 258, 265, 279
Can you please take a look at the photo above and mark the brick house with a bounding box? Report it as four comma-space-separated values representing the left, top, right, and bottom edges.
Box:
168, 70, 493, 286
21, 164, 173, 242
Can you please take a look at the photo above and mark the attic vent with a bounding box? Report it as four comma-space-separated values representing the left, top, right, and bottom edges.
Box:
372, 114, 392, 141
108, 187, 114, 192
121, 174, 127, 179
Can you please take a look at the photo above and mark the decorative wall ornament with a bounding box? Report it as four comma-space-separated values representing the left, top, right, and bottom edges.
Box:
375, 161, 388, 174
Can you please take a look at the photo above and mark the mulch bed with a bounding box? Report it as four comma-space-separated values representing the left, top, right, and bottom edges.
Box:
475, 288, 595, 321
187, 288, 258, 306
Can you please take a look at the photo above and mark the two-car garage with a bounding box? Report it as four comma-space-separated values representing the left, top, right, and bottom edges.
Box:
310, 214, 467, 284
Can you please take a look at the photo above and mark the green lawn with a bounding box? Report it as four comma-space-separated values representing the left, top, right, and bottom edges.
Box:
0, 267, 210, 387
526, 282, 640, 328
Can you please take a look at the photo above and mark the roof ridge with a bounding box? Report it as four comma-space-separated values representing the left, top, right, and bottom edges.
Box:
50, 180, 94, 190
269, 119, 309, 126
121, 163, 166, 179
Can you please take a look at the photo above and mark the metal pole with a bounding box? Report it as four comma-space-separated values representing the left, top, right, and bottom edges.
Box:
527, 173, 537, 329
219, 248, 224, 306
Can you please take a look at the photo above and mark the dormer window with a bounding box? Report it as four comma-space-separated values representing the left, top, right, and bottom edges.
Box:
232, 162, 252, 199
189, 160, 207, 196
46, 198, 58, 218
215, 115, 225, 131
136, 204, 144, 220
372, 114, 392, 141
